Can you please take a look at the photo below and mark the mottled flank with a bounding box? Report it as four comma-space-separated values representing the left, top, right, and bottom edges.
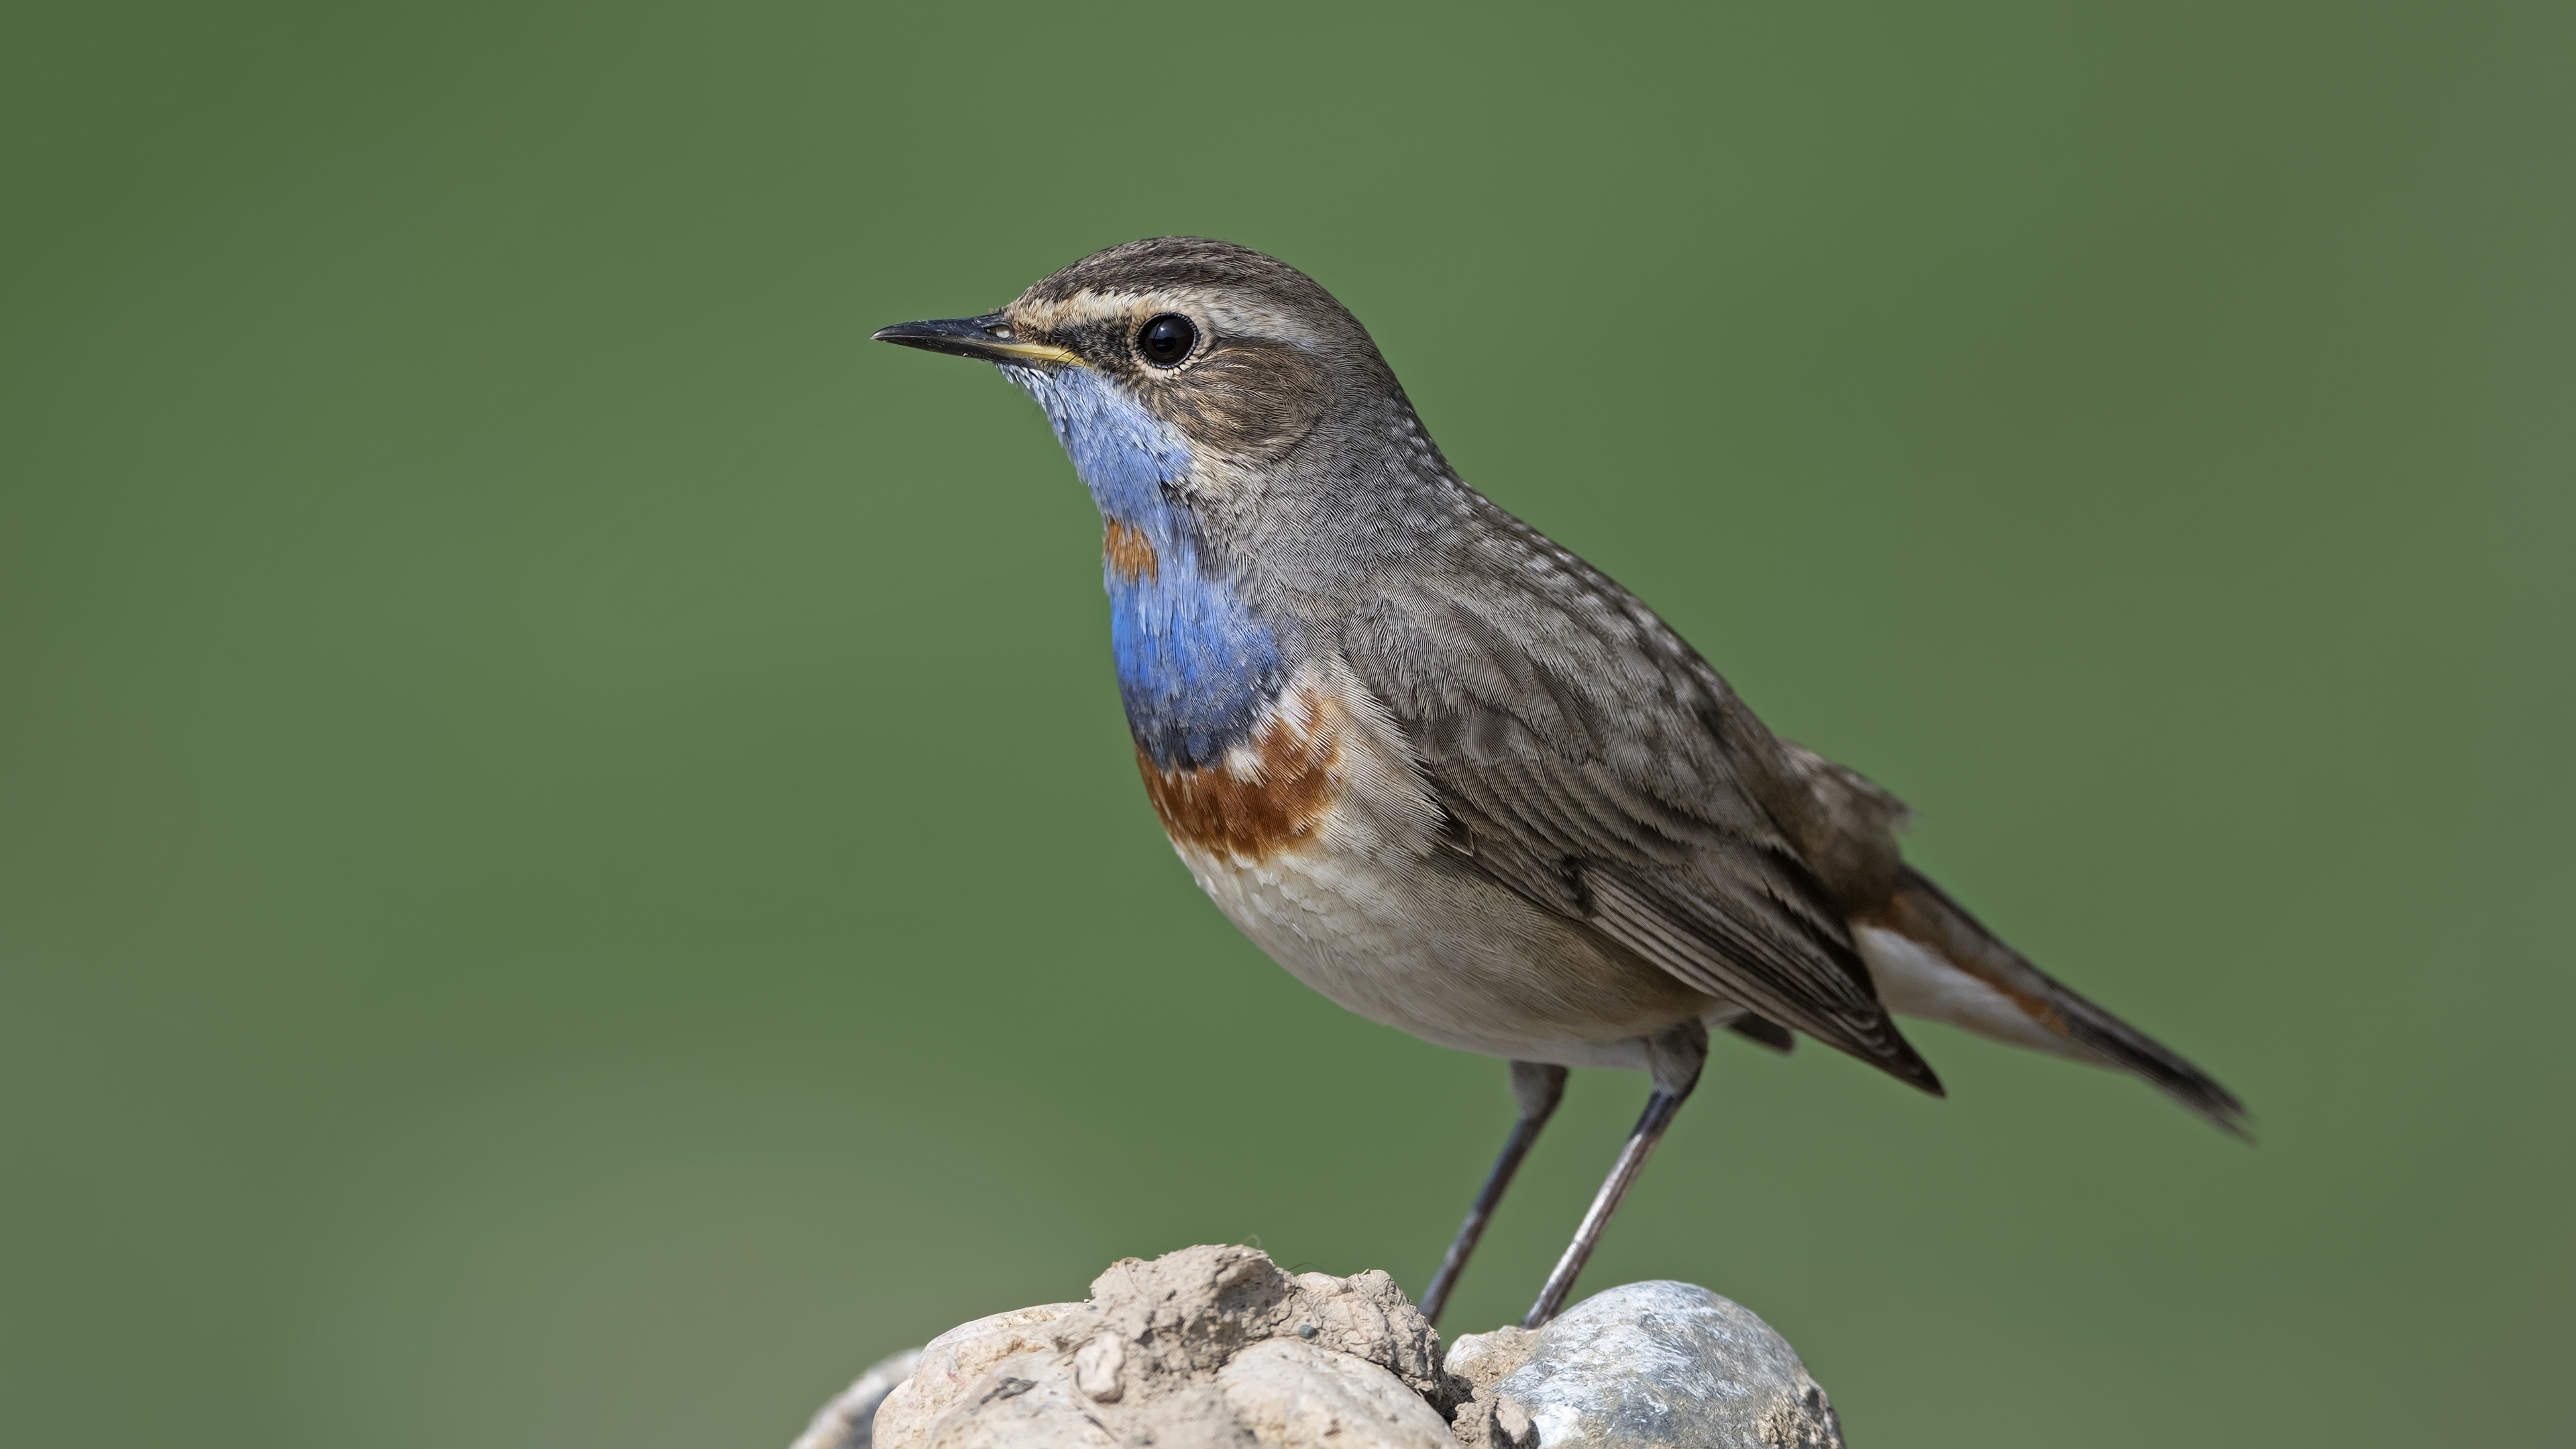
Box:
1138, 688, 1341, 863
1103, 519, 1159, 582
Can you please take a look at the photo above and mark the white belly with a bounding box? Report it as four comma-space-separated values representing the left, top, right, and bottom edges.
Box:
1172, 835, 1722, 1073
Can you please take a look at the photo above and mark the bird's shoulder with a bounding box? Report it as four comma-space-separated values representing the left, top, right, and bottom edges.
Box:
1337, 492, 1788, 850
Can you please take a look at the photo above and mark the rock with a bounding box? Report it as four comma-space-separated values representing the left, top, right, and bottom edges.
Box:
1442, 1325, 1539, 1394
792, 1348, 922, 1449
869, 1303, 1090, 1447
863, 1244, 1461, 1449
1446, 1281, 1843, 1448
804, 1251, 1843, 1449
1071, 1334, 1126, 1402
1218, 1338, 1451, 1449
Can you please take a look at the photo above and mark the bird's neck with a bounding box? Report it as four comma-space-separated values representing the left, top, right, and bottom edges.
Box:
1010, 366, 1287, 771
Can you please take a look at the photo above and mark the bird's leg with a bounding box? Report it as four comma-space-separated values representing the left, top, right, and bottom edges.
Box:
1419, 1061, 1567, 1327
1522, 1021, 1708, 1329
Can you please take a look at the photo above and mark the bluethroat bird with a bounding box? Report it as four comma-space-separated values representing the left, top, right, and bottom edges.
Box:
877, 239, 2246, 1330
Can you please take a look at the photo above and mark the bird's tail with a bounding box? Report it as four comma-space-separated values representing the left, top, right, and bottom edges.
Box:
1858, 869, 2251, 1139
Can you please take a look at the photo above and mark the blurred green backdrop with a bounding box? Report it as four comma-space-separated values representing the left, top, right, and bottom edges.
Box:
4, 2, 2569, 1445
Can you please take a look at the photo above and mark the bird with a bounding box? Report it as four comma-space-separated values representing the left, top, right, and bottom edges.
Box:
874, 237, 2246, 1330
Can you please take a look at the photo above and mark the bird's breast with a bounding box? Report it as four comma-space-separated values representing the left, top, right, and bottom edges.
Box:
1134, 678, 1345, 865
1135, 663, 1707, 1061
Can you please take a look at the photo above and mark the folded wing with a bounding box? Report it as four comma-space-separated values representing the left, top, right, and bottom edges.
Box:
1340, 519, 1941, 1094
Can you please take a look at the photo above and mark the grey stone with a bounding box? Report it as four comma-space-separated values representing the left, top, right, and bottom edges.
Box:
1447, 1281, 1843, 1448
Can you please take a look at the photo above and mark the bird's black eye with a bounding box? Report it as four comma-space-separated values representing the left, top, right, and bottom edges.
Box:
1136, 313, 1197, 368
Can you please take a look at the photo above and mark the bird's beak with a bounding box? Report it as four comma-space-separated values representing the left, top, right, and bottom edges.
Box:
871, 312, 1085, 367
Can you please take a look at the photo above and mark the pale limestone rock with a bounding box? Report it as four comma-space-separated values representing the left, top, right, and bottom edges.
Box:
862, 1245, 1462, 1449
1442, 1325, 1538, 1394
1071, 1334, 1126, 1403
867, 1303, 1087, 1448
1217, 1338, 1452, 1448
914, 1352, 1116, 1449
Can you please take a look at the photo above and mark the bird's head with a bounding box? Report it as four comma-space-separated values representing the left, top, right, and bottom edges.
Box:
875, 238, 1444, 540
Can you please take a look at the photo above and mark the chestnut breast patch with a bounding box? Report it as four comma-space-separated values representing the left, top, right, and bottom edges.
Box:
1104, 518, 1159, 582
1136, 685, 1343, 863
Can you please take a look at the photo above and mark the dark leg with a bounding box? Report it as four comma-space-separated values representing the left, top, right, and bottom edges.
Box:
1419, 1061, 1566, 1328
1522, 1022, 1707, 1329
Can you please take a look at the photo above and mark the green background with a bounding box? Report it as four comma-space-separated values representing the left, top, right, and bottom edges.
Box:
5, 3, 2569, 1444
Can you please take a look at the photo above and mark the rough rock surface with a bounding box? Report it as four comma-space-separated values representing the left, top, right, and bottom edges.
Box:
866, 1244, 1455, 1449
1446, 1281, 1843, 1448
805, 1248, 1843, 1448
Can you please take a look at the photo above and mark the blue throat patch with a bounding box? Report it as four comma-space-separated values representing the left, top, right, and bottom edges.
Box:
1007, 365, 1285, 771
